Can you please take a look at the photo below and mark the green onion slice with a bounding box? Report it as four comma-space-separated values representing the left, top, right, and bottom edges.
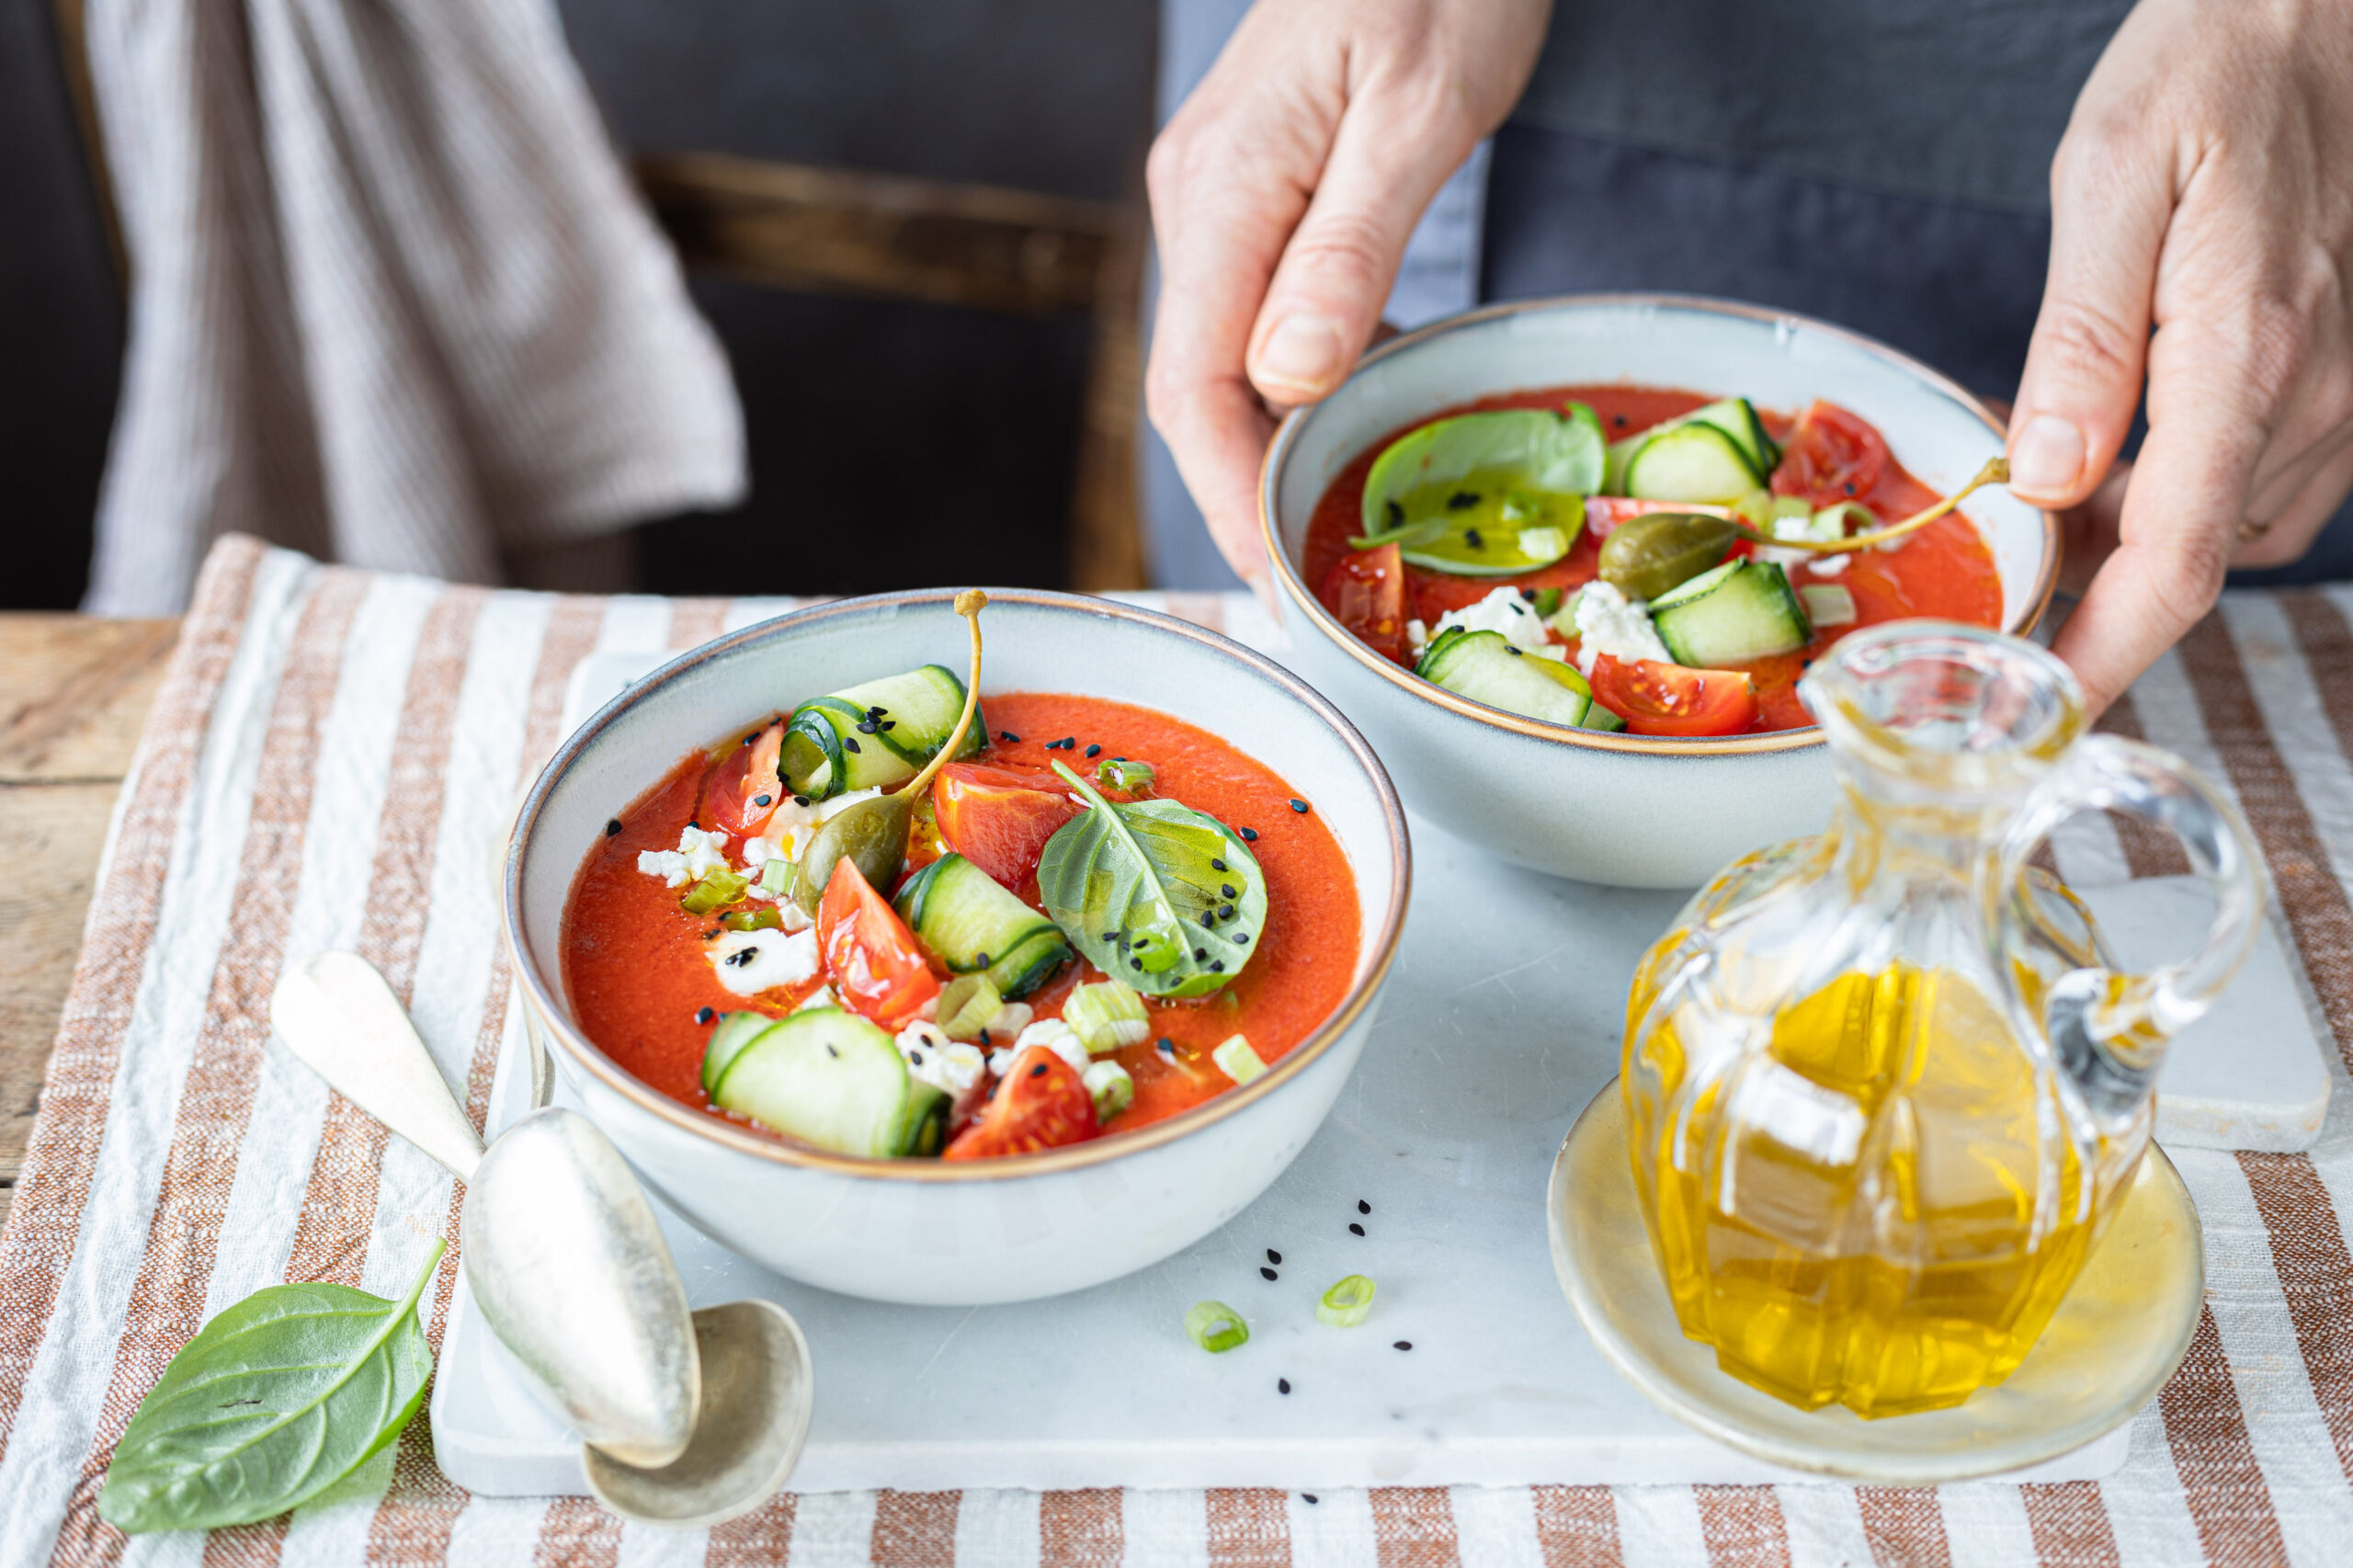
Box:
1097, 756, 1157, 791
681, 868, 751, 915
937, 973, 1005, 1040
1211, 1033, 1267, 1085
1185, 1300, 1249, 1353
1063, 979, 1150, 1055
1317, 1274, 1377, 1328
759, 858, 793, 898
721, 906, 784, 932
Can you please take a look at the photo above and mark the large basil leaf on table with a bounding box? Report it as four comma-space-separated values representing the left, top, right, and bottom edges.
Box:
1037, 763, 1267, 999
98, 1240, 443, 1533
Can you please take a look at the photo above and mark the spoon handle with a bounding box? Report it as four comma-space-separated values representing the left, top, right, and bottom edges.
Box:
271, 952, 486, 1181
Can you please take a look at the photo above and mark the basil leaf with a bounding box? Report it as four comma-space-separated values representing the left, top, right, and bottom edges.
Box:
1037, 761, 1267, 999
1357, 403, 1607, 543
98, 1239, 443, 1533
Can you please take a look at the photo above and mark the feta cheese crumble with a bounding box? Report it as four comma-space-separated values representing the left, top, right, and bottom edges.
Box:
1563, 581, 1671, 676
1429, 585, 1552, 654
990, 1017, 1089, 1077
637, 825, 733, 888
707, 926, 820, 996
896, 1022, 988, 1117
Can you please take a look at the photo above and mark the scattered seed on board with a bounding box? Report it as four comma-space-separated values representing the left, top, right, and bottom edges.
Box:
1303, 1494, 1319, 1505
1260, 1266, 1278, 1281
1267, 1248, 1282, 1265
1358, 1199, 1371, 1214
1394, 1341, 1413, 1351
1349, 1222, 1366, 1236
1279, 1378, 1292, 1395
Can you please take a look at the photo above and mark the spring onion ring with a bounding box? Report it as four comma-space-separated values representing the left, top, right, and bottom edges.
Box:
1186, 1300, 1249, 1353
1317, 1274, 1377, 1328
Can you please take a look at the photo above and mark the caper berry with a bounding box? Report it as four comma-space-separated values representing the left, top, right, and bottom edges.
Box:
1597, 512, 1740, 602
793, 793, 911, 913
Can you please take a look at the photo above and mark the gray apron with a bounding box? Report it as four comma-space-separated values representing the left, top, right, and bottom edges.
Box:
1148, 0, 2353, 587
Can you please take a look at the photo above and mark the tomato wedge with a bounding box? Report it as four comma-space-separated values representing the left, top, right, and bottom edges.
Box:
1318, 543, 1411, 665
934, 762, 1083, 890
1771, 401, 1888, 507
724, 720, 787, 836
1588, 655, 1760, 738
943, 1044, 1098, 1160
817, 858, 940, 1028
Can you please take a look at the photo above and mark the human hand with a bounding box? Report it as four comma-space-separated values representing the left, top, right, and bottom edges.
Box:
2006, 0, 2353, 712
1144, 0, 1552, 591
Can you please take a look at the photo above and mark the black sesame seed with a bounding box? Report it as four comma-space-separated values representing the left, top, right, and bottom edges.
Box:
844, 737, 862, 753
688, 820, 700, 830
1218, 904, 1235, 920
1086, 744, 1101, 758
1304, 1494, 1319, 1505
1211, 960, 1226, 972
743, 733, 758, 746
1393, 1341, 1412, 1351
1465, 528, 1485, 550
1030, 1062, 1048, 1078
1131, 959, 1143, 971
978, 1029, 992, 1048
910, 1050, 924, 1066
704, 929, 721, 940
1156, 1037, 1176, 1056
1193, 948, 1207, 962
1239, 826, 1258, 842
605, 819, 623, 837
880, 720, 896, 732
1260, 1266, 1278, 1281
1358, 1199, 1371, 1214
1267, 1248, 1282, 1264
1506, 644, 1523, 656
695, 1006, 715, 1025
1612, 414, 1628, 427
825, 1043, 839, 1059
1349, 1222, 1366, 1236
857, 721, 877, 734
1447, 491, 1478, 511
1102, 930, 1118, 942
752, 794, 773, 807
793, 795, 811, 807
1211, 858, 1227, 872
1385, 499, 1404, 526
1236, 933, 1250, 945
1059, 736, 1076, 749
1278, 1378, 1292, 1394
1000, 731, 1020, 744
1289, 799, 1310, 814
1844, 482, 1857, 496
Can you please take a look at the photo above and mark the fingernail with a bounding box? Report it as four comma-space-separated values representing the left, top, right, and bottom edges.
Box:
2008, 415, 2086, 498
1254, 315, 1347, 395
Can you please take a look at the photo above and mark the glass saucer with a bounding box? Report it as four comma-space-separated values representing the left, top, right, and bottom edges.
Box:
1548, 1079, 2204, 1483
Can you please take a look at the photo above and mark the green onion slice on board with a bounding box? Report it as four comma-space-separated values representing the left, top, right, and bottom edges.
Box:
1317, 1274, 1378, 1328
1186, 1300, 1250, 1353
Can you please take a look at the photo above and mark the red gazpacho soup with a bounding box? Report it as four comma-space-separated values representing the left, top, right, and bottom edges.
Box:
1306, 386, 2005, 735
563, 657, 1357, 1163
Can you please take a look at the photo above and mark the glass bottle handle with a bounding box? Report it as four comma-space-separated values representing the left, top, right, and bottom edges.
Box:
1989, 733, 2265, 1121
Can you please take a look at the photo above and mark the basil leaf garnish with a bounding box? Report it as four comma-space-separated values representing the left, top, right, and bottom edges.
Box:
1037, 761, 1267, 999
98, 1239, 443, 1533
1354, 403, 1607, 545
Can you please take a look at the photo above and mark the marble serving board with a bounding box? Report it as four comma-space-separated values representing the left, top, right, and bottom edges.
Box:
426, 643, 2330, 1496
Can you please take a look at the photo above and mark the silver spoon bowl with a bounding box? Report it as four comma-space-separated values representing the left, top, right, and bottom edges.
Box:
270, 950, 813, 1524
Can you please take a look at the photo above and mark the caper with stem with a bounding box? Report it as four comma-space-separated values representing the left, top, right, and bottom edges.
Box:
794, 591, 989, 914
1598, 512, 1740, 601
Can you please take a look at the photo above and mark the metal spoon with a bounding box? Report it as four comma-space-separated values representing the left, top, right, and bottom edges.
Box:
269, 951, 812, 1524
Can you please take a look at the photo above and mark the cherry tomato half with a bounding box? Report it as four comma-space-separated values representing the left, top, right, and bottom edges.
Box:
1771, 401, 1888, 507
817, 858, 940, 1028
1318, 542, 1411, 665
934, 762, 1084, 890
942, 1044, 1098, 1160
1588, 655, 1760, 738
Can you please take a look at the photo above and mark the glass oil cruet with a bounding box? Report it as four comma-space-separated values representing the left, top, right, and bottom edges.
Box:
1620, 622, 2263, 1418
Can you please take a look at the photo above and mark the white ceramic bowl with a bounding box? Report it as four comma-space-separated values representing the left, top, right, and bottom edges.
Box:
1259, 294, 2059, 888
505, 590, 1410, 1305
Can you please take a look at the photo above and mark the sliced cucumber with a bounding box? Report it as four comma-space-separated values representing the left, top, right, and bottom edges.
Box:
1581, 701, 1628, 733
710, 1006, 949, 1157
779, 665, 985, 801
1651, 561, 1813, 666
1415, 628, 1592, 727
1680, 398, 1780, 476
1622, 422, 1766, 504
893, 852, 1072, 999
702, 1010, 779, 1097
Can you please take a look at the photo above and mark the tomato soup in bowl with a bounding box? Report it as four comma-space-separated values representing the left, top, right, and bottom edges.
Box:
1261, 295, 2058, 888
506, 591, 1408, 1305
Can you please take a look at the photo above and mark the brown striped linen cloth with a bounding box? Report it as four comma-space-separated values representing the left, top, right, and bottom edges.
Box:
77, 0, 745, 616
7, 534, 2353, 1567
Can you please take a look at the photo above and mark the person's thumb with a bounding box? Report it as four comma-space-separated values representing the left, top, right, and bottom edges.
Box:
1244, 111, 1475, 408
2006, 131, 2174, 508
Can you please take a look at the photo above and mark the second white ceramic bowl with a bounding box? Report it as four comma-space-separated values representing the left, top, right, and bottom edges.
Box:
506, 590, 1410, 1305
1260, 295, 2059, 888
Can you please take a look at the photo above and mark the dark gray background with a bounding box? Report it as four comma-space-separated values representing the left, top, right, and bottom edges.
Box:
0, 0, 1157, 608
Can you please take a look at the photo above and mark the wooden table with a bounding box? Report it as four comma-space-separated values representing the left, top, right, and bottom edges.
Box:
0, 615, 177, 1228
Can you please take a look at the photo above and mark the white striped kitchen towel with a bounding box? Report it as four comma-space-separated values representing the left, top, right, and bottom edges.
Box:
77, 0, 745, 616
6, 535, 2353, 1564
